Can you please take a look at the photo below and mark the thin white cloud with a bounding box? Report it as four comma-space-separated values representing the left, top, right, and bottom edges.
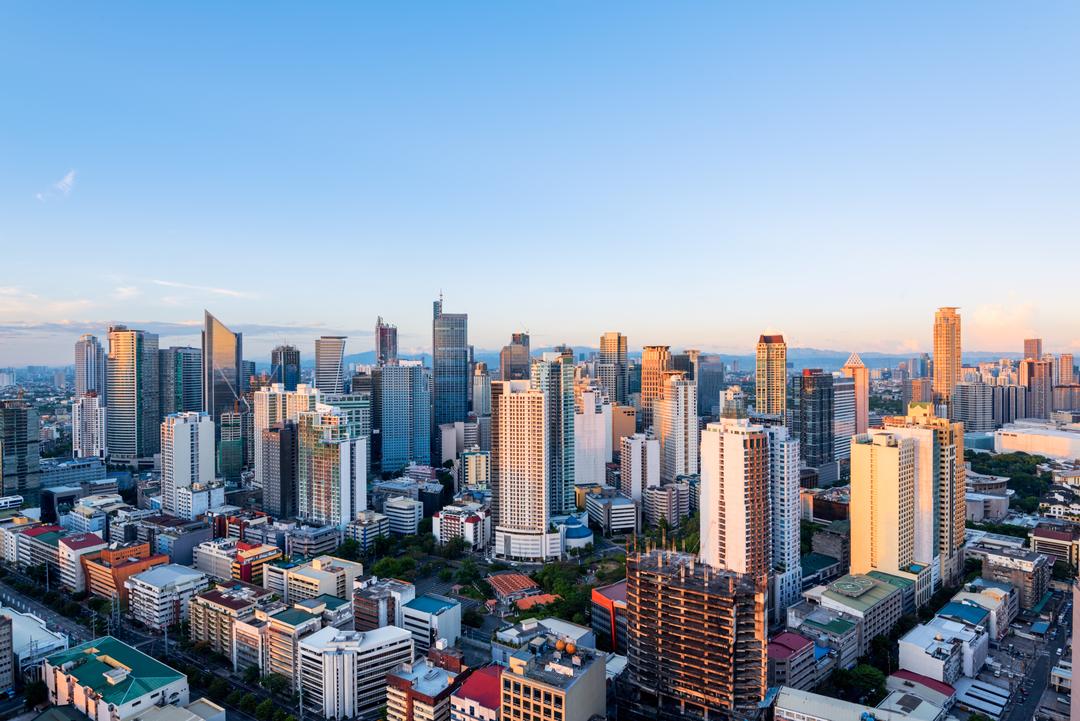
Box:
152, 279, 257, 299
36, 169, 77, 202
112, 286, 141, 300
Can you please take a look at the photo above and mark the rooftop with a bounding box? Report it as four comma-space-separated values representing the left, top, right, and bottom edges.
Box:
453, 664, 502, 710
45, 636, 185, 707
516, 593, 560, 611
129, 564, 206, 589
389, 659, 456, 698
508, 636, 600, 690
768, 631, 813, 661
801, 552, 840, 576
0, 606, 67, 656
405, 593, 458, 615
591, 579, 627, 603
58, 532, 105, 551
937, 600, 990, 626
486, 572, 541, 599
822, 574, 900, 613
270, 607, 319, 628
890, 669, 956, 698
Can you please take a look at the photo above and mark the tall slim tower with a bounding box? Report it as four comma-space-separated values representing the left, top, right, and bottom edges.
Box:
597, 332, 629, 405
107, 325, 160, 461
159, 346, 203, 416
1020, 358, 1053, 419
1062, 353, 1076, 386
375, 317, 398, 366
72, 393, 107, 459
790, 369, 834, 468
1024, 338, 1043, 360
639, 345, 671, 431
531, 351, 576, 516
74, 334, 106, 398
0, 401, 42, 500
932, 307, 962, 409
432, 297, 469, 447
271, 345, 301, 390
297, 407, 366, 528
654, 371, 698, 482
202, 311, 243, 466
253, 383, 321, 488
755, 334, 787, 419
767, 424, 802, 621
160, 412, 215, 517
471, 362, 491, 417
314, 336, 347, 394
499, 332, 531, 381
373, 363, 431, 473
841, 352, 869, 434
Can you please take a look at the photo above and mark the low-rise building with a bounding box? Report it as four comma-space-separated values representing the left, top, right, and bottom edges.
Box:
403, 594, 461, 654
978, 545, 1052, 609
386, 658, 459, 721
125, 564, 209, 631
450, 664, 502, 721
0, 605, 68, 679
263, 555, 364, 603
951, 583, 1016, 641
584, 487, 638, 535
344, 511, 390, 552
192, 538, 283, 585
502, 634, 606, 721
284, 525, 341, 559
785, 601, 861, 671
384, 497, 424, 536
57, 532, 106, 592
810, 574, 903, 656
965, 491, 1010, 522
82, 541, 170, 606
189, 582, 275, 655
768, 631, 817, 691
491, 618, 594, 667
774, 686, 948, 721
898, 615, 988, 684
642, 483, 690, 528
297, 626, 414, 719
294, 594, 353, 630
44, 636, 189, 721
590, 579, 627, 652
353, 576, 416, 631
433, 503, 492, 550
1030, 521, 1080, 569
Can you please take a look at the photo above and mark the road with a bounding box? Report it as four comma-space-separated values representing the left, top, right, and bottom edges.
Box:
1005, 623, 1068, 721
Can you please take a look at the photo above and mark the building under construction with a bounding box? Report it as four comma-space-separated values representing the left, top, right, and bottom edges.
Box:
620, 549, 767, 721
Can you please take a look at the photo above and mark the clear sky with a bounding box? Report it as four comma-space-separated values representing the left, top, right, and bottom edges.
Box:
2, 3, 1079, 365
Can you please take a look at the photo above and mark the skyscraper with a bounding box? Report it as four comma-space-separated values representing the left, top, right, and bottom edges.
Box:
1020, 358, 1053, 419
160, 412, 215, 518
992, 384, 1026, 426
1024, 338, 1043, 360
471, 362, 491, 417
832, 375, 856, 462
574, 387, 612, 486
767, 423, 802, 621
755, 334, 787, 419
654, 371, 698, 482
902, 377, 934, 411
881, 403, 966, 587
373, 363, 431, 472
597, 332, 629, 406
624, 550, 766, 721
619, 433, 659, 501
253, 383, 320, 488
841, 353, 869, 434
1061, 353, 1076, 386
491, 380, 562, 560
202, 311, 243, 468
263, 421, 298, 518
531, 351, 576, 516
314, 336, 347, 394
72, 392, 107, 459
271, 345, 301, 390
639, 345, 671, 431
107, 325, 161, 461
432, 297, 469, 450
74, 334, 106, 398
159, 346, 203, 416
0, 401, 41, 500
953, 382, 994, 432
933, 307, 962, 410
499, 332, 531, 381
297, 407, 366, 528
695, 356, 725, 417
699, 416, 770, 579
790, 369, 834, 468
375, 317, 398, 366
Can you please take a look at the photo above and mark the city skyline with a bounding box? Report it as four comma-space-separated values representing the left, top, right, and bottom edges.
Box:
4, 4, 1080, 364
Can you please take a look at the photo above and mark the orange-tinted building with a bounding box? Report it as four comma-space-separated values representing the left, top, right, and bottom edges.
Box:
82, 541, 169, 606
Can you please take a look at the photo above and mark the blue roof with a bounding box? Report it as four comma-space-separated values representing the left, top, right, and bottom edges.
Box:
813, 644, 830, 661
938, 601, 990, 626
405, 594, 458, 615
1031, 621, 1050, 634
564, 524, 593, 539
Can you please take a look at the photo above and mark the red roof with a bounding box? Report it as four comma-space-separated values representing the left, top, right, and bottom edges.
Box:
516, 593, 560, 611
59, 533, 106, 551
1034, 526, 1075, 541
486, 572, 540, 599
768, 631, 813, 660
454, 665, 502, 710
22, 525, 63, 537
592, 579, 627, 603
890, 669, 955, 698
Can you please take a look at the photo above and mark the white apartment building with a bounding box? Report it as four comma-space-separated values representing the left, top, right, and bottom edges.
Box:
298, 626, 413, 719
72, 393, 107, 459
57, 533, 106, 592
253, 383, 320, 488
768, 424, 803, 622
160, 412, 215, 519
402, 594, 461, 654
573, 389, 612, 485
654, 374, 698, 482
384, 497, 423, 536
433, 503, 492, 550
124, 564, 209, 631
619, 433, 659, 502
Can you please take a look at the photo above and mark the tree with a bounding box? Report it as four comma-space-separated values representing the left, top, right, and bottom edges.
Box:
243, 664, 261, 684
463, 608, 485, 628
456, 557, 483, 587
226, 690, 244, 707
334, 538, 361, 562
23, 681, 47, 709
261, 673, 291, 695
255, 699, 276, 721
209, 677, 230, 701
240, 693, 259, 713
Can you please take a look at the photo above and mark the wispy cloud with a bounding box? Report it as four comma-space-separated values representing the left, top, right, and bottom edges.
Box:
112, 286, 141, 300
35, 169, 77, 202
152, 279, 257, 299
0, 287, 93, 319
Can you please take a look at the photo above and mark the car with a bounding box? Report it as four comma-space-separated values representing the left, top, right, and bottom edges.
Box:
1057, 648, 1063, 656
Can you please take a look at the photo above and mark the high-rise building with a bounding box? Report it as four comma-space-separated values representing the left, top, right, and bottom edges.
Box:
992, 384, 1027, 426
202, 311, 243, 469
640, 346, 671, 431
1020, 358, 1053, 419
107, 325, 161, 461
433, 297, 469, 452
263, 421, 298, 518
756, 334, 787, 419
471, 362, 491, 417
841, 353, 869, 434
253, 382, 320, 488
654, 372, 698, 482
74, 334, 107, 398
768, 424, 802, 621
620, 433, 660, 502
696, 357, 725, 417
531, 352, 576, 515
832, 376, 856, 462
671, 349, 701, 382
373, 363, 431, 472
160, 412, 216, 519
933, 307, 962, 410
624, 550, 766, 721
902, 377, 934, 411
270, 345, 301, 391
297, 407, 367, 528
375, 317, 398, 366
72, 392, 107, 458
850, 433, 932, 607
1061, 353, 1075, 386
700, 417, 770, 578
881, 403, 966, 587
314, 336, 347, 394
597, 332, 629, 406
790, 369, 834, 468
159, 346, 202, 416
499, 332, 531, 381
491, 380, 563, 560
953, 382, 994, 432
0, 401, 41, 500
574, 387, 612, 485
1024, 338, 1043, 360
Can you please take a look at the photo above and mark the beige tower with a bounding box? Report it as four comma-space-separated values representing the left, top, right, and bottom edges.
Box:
654, 371, 698, 482
755, 335, 787, 419
841, 353, 870, 434
640, 345, 671, 431
932, 307, 962, 409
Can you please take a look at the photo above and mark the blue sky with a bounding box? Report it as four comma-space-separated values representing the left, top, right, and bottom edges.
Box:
2, 3, 1079, 365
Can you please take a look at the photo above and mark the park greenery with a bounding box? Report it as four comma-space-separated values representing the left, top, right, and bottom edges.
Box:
966, 449, 1052, 514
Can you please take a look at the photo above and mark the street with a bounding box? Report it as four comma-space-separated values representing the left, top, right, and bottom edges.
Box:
1005, 622, 1069, 721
